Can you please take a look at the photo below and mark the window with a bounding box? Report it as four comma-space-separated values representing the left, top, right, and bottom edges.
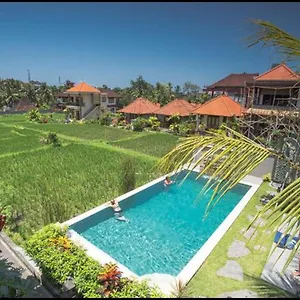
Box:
108, 98, 115, 104
101, 95, 107, 102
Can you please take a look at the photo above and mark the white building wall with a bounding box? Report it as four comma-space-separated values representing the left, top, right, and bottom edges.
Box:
81, 94, 93, 116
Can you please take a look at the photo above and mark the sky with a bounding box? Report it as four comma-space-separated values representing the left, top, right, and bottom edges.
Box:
0, 2, 299, 88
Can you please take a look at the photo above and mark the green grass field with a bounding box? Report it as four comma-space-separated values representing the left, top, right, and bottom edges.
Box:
110, 132, 179, 158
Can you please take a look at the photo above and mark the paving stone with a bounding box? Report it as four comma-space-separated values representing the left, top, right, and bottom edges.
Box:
254, 245, 267, 252
216, 260, 243, 282
247, 215, 255, 222
263, 208, 273, 217
216, 289, 258, 298
254, 217, 266, 227
263, 229, 271, 235
255, 205, 263, 211
240, 228, 246, 234
243, 227, 257, 240
228, 240, 251, 258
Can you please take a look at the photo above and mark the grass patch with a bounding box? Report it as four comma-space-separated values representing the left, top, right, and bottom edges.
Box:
0, 143, 159, 243
186, 182, 278, 298
110, 132, 180, 158
23, 123, 140, 141
0, 135, 46, 156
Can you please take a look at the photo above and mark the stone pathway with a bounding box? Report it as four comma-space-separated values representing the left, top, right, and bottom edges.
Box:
216, 260, 243, 282
241, 227, 258, 240
227, 240, 250, 258
254, 245, 267, 252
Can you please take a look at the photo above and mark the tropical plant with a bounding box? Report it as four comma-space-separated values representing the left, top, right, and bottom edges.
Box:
26, 108, 41, 122
263, 173, 272, 182
40, 132, 61, 147
131, 117, 146, 132
148, 116, 161, 131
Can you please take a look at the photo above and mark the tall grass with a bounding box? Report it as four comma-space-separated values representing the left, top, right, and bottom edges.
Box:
110, 133, 180, 158
0, 144, 159, 243
119, 158, 136, 194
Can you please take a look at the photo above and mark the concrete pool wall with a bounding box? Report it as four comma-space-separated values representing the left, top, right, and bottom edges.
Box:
63, 167, 262, 295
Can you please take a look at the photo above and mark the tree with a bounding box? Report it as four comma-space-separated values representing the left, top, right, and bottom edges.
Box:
129, 75, 154, 100
182, 81, 201, 103
158, 20, 300, 271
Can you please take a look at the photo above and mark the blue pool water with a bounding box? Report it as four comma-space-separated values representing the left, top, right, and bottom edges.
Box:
71, 171, 250, 276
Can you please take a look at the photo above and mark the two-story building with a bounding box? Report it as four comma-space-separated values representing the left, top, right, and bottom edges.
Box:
97, 88, 122, 113
204, 72, 259, 104
64, 82, 113, 120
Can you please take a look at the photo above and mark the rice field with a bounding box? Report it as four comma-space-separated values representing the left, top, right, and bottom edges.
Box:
110, 132, 180, 158
0, 143, 158, 242
24, 123, 140, 141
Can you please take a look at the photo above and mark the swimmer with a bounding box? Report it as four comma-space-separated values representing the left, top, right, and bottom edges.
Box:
164, 176, 174, 187
108, 199, 129, 222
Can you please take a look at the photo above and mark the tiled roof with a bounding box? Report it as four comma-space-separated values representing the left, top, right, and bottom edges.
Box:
192, 95, 245, 117
154, 99, 195, 117
255, 64, 299, 81
206, 73, 259, 89
98, 88, 122, 98
65, 82, 100, 93
118, 98, 160, 114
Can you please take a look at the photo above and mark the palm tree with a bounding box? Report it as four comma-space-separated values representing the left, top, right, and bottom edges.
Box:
158, 20, 300, 271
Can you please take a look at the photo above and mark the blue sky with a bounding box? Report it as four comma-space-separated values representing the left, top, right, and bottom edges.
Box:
0, 2, 299, 88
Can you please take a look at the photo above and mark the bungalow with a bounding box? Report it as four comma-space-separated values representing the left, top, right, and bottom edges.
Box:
64, 82, 110, 120
154, 99, 197, 125
118, 97, 160, 121
193, 95, 245, 129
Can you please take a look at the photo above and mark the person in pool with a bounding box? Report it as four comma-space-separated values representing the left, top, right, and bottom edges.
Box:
164, 176, 174, 187
109, 199, 129, 222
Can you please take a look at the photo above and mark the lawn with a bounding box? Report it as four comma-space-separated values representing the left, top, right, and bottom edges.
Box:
110, 132, 180, 158
186, 182, 280, 298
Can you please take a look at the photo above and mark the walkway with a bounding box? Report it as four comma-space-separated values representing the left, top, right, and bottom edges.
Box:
0, 236, 53, 298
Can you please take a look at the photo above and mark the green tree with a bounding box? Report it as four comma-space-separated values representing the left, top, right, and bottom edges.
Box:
182, 81, 201, 103
158, 20, 300, 272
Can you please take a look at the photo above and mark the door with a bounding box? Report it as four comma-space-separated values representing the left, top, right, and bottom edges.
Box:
207, 116, 219, 129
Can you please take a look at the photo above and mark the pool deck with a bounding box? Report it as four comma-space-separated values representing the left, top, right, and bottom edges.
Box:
63, 167, 263, 296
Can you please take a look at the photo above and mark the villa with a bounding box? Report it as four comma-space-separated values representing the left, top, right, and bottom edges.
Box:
118, 97, 160, 121
193, 95, 245, 129
64, 82, 119, 120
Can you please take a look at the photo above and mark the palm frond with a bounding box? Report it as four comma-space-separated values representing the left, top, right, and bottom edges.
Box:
156, 125, 271, 215
246, 19, 300, 62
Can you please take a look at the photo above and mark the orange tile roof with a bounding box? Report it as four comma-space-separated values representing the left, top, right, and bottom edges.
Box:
192, 95, 245, 117
154, 99, 195, 117
118, 98, 160, 115
255, 64, 299, 81
65, 82, 100, 93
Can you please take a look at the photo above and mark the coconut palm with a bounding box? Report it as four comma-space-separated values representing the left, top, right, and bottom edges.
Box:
157, 20, 300, 271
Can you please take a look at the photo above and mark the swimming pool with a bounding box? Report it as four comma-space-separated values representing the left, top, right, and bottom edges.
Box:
66, 169, 260, 288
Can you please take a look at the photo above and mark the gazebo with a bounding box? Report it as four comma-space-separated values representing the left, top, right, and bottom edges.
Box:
118, 97, 160, 121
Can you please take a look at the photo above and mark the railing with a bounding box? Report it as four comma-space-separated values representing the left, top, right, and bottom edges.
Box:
82, 104, 99, 118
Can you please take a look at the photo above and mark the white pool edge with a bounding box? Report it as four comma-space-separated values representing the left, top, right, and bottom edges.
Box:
63, 169, 262, 295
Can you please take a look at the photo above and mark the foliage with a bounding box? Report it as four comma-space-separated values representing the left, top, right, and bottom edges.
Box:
263, 173, 271, 182
171, 279, 189, 298
119, 158, 136, 194
25, 224, 163, 298
198, 122, 207, 132
26, 108, 41, 123
110, 279, 164, 298
99, 112, 113, 126
131, 117, 146, 132
40, 132, 61, 147
167, 113, 181, 125
148, 116, 161, 131
247, 19, 300, 63
97, 263, 122, 297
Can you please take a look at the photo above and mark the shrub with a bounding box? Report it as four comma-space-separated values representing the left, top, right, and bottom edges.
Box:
148, 116, 161, 131
119, 158, 136, 194
131, 117, 145, 132
99, 112, 113, 126
263, 173, 271, 182
25, 224, 164, 298
40, 132, 61, 147
26, 108, 41, 123
169, 123, 179, 134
